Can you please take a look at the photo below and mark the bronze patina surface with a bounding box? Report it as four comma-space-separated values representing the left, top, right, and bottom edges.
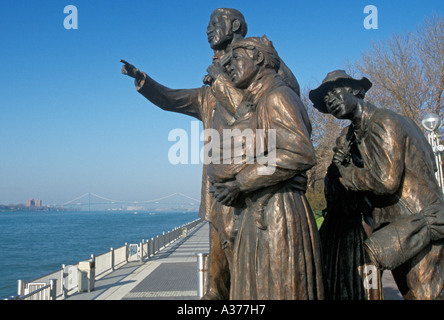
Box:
310, 70, 444, 300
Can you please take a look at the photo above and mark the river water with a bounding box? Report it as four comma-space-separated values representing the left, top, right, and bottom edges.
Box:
0, 210, 199, 299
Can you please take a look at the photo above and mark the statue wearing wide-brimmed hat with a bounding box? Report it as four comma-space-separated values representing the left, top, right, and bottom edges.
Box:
309, 69, 372, 114
310, 70, 444, 300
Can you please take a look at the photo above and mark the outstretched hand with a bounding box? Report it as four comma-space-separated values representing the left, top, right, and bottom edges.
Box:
120, 59, 144, 80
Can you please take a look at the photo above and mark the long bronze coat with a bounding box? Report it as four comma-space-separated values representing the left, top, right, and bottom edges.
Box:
338, 102, 444, 300
321, 127, 383, 300
218, 69, 325, 299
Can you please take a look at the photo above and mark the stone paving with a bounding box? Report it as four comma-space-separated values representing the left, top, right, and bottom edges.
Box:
65, 221, 209, 300
65, 221, 403, 300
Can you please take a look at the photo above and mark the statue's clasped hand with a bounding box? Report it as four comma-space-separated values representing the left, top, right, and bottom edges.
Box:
204, 61, 224, 85
212, 180, 241, 207
207, 61, 224, 79
332, 148, 348, 165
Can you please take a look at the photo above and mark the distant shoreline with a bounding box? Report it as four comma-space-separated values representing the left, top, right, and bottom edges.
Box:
0, 205, 72, 212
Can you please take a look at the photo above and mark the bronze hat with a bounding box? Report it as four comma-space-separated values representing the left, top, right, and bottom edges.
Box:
309, 70, 372, 113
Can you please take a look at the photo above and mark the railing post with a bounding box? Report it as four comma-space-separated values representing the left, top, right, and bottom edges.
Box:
141, 240, 144, 259
196, 253, 208, 299
125, 243, 128, 262
162, 232, 165, 249
49, 279, 57, 300
90, 254, 96, 283
61, 264, 67, 299
110, 248, 115, 271
17, 279, 25, 296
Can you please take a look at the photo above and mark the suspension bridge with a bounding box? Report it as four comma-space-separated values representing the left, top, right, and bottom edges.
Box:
60, 192, 201, 211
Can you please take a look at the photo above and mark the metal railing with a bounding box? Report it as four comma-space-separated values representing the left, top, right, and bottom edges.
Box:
5, 218, 203, 300
10, 279, 58, 300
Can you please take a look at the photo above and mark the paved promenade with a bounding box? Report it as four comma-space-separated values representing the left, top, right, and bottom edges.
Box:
65, 221, 403, 300
66, 221, 209, 300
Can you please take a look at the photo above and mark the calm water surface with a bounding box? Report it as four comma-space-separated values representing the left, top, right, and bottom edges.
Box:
0, 210, 199, 299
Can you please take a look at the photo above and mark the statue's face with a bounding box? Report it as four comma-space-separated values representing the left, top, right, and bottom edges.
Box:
228, 48, 259, 89
323, 86, 357, 119
207, 13, 232, 50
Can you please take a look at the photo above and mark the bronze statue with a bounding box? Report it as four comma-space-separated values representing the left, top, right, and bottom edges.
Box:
211, 36, 325, 299
310, 70, 444, 300
121, 8, 302, 300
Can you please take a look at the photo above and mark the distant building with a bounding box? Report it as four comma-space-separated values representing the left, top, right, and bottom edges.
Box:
27, 199, 42, 207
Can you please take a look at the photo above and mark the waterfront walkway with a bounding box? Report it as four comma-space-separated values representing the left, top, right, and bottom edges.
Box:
65, 221, 403, 300
66, 221, 209, 300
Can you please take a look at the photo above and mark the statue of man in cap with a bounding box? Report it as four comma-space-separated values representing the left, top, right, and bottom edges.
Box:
309, 70, 444, 300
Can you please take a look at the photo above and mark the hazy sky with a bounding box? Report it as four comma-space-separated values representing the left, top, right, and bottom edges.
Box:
0, 0, 442, 205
